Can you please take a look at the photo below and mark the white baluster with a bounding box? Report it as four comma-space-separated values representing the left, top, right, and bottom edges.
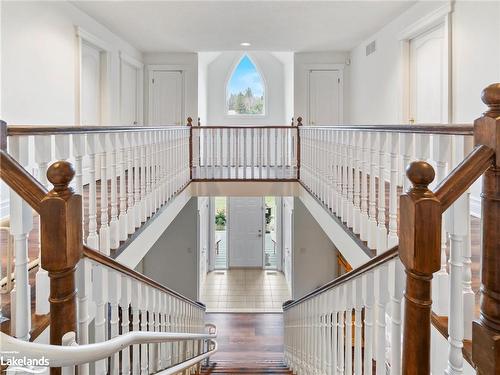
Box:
390, 260, 404, 375
73, 134, 86, 237
345, 283, 353, 375
433, 134, 451, 316
97, 134, 110, 254
120, 276, 131, 375
118, 133, 128, 241
401, 133, 414, 192
347, 132, 354, 229
375, 263, 389, 375
387, 133, 399, 248
337, 286, 345, 375
330, 289, 338, 375
353, 132, 361, 234
77, 258, 91, 375
133, 132, 141, 229
148, 288, 157, 373
368, 133, 378, 249
140, 284, 149, 374
109, 133, 119, 250
363, 271, 374, 375
354, 277, 363, 375
140, 132, 147, 223
9, 136, 32, 341
446, 201, 466, 375
109, 270, 121, 374
377, 133, 388, 254
34, 135, 51, 315
342, 131, 349, 224
86, 134, 99, 248
131, 281, 141, 374
93, 263, 107, 374
360, 132, 369, 241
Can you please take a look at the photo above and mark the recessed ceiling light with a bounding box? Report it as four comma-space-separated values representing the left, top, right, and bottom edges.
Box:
240, 42, 251, 47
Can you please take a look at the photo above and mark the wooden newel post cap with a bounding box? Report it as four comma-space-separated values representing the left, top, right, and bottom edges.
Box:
297, 117, 303, 126
406, 161, 435, 189
399, 161, 441, 274
481, 83, 500, 117
47, 161, 75, 193
187, 117, 193, 126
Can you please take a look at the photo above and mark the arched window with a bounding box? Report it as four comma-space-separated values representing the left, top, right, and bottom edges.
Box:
227, 55, 265, 115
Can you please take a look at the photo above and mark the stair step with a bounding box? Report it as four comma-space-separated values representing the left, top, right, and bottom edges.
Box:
201, 362, 293, 374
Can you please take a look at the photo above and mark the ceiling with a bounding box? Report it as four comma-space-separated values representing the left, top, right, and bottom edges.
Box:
72, 1, 415, 53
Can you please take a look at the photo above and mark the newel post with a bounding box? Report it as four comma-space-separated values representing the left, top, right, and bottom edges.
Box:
187, 117, 193, 180
296, 117, 303, 180
472, 83, 500, 375
399, 161, 441, 375
40, 161, 82, 353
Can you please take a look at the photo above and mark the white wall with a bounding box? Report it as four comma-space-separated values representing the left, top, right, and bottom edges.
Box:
294, 51, 349, 123
348, 1, 500, 125
1, 1, 142, 125
292, 197, 338, 299
143, 52, 198, 125
206, 51, 289, 125
142, 197, 199, 301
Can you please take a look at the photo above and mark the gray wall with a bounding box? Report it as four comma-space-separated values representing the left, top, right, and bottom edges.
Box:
293, 198, 338, 299
142, 197, 198, 300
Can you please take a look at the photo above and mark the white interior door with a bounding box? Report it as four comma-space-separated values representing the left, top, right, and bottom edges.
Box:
308, 70, 341, 126
282, 197, 293, 291
81, 41, 101, 126
409, 24, 445, 123
150, 70, 183, 126
229, 197, 264, 268
121, 61, 139, 125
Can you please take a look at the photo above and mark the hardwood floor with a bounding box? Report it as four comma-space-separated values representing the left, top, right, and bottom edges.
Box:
206, 313, 285, 364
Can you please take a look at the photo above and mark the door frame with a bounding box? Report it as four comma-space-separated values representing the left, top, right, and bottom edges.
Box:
119, 51, 144, 126
146, 64, 186, 126
304, 63, 344, 126
75, 26, 111, 126
398, 2, 452, 124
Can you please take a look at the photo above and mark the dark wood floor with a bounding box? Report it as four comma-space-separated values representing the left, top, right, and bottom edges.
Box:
206, 313, 284, 364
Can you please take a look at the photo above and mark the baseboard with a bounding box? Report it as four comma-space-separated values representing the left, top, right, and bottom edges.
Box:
470, 195, 481, 218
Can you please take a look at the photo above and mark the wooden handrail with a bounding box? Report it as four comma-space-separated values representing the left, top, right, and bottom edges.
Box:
300, 123, 473, 135
0, 149, 47, 212
190, 125, 298, 129
434, 144, 494, 211
83, 246, 205, 309
6, 125, 188, 136
283, 246, 398, 310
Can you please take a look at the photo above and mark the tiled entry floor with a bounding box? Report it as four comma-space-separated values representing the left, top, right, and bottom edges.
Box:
200, 269, 291, 313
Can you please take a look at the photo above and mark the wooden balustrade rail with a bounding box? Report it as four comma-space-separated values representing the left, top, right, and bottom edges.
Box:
302, 123, 474, 135
6, 125, 188, 135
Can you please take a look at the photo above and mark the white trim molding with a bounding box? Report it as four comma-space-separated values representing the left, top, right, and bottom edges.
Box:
119, 51, 144, 125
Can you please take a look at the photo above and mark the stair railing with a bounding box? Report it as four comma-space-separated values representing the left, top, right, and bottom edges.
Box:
283, 246, 400, 374
284, 83, 500, 374
1, 323, 217, 374
1, 131, 214, 374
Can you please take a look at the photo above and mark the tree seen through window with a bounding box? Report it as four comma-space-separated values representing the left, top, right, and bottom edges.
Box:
227, 55, 265, 115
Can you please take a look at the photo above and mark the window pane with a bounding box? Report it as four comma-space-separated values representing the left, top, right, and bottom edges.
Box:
227, 56, 265, 115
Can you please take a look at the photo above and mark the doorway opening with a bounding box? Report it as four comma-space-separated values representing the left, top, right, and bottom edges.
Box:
264, 197, 279, 269
214, 197, 228, 269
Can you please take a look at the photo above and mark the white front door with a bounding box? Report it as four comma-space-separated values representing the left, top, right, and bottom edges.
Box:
308, 70, 341, 126
150, 70, 183, 126
121, 60, 139, 125
229, 197, 264, 268
409, 23, 446, 123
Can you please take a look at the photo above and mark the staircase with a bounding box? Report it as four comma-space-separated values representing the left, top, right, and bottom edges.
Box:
201, 361, 293, 374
